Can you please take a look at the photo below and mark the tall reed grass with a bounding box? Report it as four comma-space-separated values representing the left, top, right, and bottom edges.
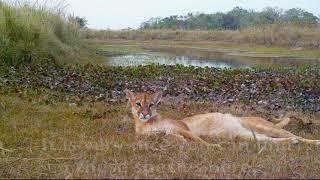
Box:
0, 0, 83, 66
83, 24, 320, 49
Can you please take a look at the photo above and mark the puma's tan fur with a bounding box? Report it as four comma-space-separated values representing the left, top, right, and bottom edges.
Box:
125, 90, 320, 146
125, 90, 213, 146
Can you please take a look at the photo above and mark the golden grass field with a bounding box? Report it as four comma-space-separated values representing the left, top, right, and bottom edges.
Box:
83, 25, 320, 49
1, 90, 320, 178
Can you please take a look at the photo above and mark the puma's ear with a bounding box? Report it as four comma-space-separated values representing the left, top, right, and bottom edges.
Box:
124, 89, 135, 102
153, 91, 163, 105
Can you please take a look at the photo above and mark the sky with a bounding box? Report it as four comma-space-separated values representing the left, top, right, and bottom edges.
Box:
64, 0, 320, 30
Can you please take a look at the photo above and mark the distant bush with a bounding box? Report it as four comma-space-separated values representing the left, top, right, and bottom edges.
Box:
141, 7, 319, 30
0, 0, 84, 66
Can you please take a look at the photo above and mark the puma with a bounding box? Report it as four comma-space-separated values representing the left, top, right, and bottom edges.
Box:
125, 90, 320, 146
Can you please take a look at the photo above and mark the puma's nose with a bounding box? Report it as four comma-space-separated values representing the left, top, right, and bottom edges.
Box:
141, 110, 149, 116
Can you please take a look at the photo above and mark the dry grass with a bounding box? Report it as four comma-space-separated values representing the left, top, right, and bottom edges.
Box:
83, 25, 320, 49
1, 92, 320, 178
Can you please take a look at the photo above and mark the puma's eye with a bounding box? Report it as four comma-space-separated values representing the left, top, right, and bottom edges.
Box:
136, 102, 142, 107
149, 103, 154, 107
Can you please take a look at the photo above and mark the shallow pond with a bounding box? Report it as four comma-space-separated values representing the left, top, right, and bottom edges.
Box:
106, 53, 249, 68
105, 46, 320, 68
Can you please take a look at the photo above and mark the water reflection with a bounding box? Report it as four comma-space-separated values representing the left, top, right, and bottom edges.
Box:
107, 53, 249, 68
105, 46, 320, 68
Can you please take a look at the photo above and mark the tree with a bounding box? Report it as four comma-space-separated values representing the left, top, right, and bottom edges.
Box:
74, 16, 88, 29
283, 8, 318, 26
139, 7, 319, 30
257, 7, 282, 25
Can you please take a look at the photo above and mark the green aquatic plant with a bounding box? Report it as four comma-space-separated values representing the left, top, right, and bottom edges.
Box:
1, 64, 319, 113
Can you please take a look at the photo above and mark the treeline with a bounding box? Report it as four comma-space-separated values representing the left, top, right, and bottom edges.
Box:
141, 7, 319, 30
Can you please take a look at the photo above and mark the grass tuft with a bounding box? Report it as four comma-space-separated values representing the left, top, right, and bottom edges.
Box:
0, 0, 85, 66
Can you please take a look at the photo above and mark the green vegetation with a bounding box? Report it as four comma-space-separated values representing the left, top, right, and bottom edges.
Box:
0, 0, 91, 66
1, 64, 319, 113
141, 7, 319, 30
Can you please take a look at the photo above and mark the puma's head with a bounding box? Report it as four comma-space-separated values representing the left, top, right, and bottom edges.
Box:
124, 89, 162, 122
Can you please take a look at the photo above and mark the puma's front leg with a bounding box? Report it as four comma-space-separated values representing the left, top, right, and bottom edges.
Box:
177, 129, 221, 148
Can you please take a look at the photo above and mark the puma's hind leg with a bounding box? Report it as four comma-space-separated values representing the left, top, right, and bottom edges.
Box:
296, 138, 320, 145
238, 133, 299, 144
271, 118, 320, 145
238, 131, 320, 145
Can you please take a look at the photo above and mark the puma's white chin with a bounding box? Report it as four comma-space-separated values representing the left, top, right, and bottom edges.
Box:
139, 114, 151, 122
139, 118, 150, 122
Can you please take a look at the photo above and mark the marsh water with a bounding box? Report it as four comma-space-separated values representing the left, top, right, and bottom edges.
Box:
105, 46, 320, 68
107, 53, 250, 68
